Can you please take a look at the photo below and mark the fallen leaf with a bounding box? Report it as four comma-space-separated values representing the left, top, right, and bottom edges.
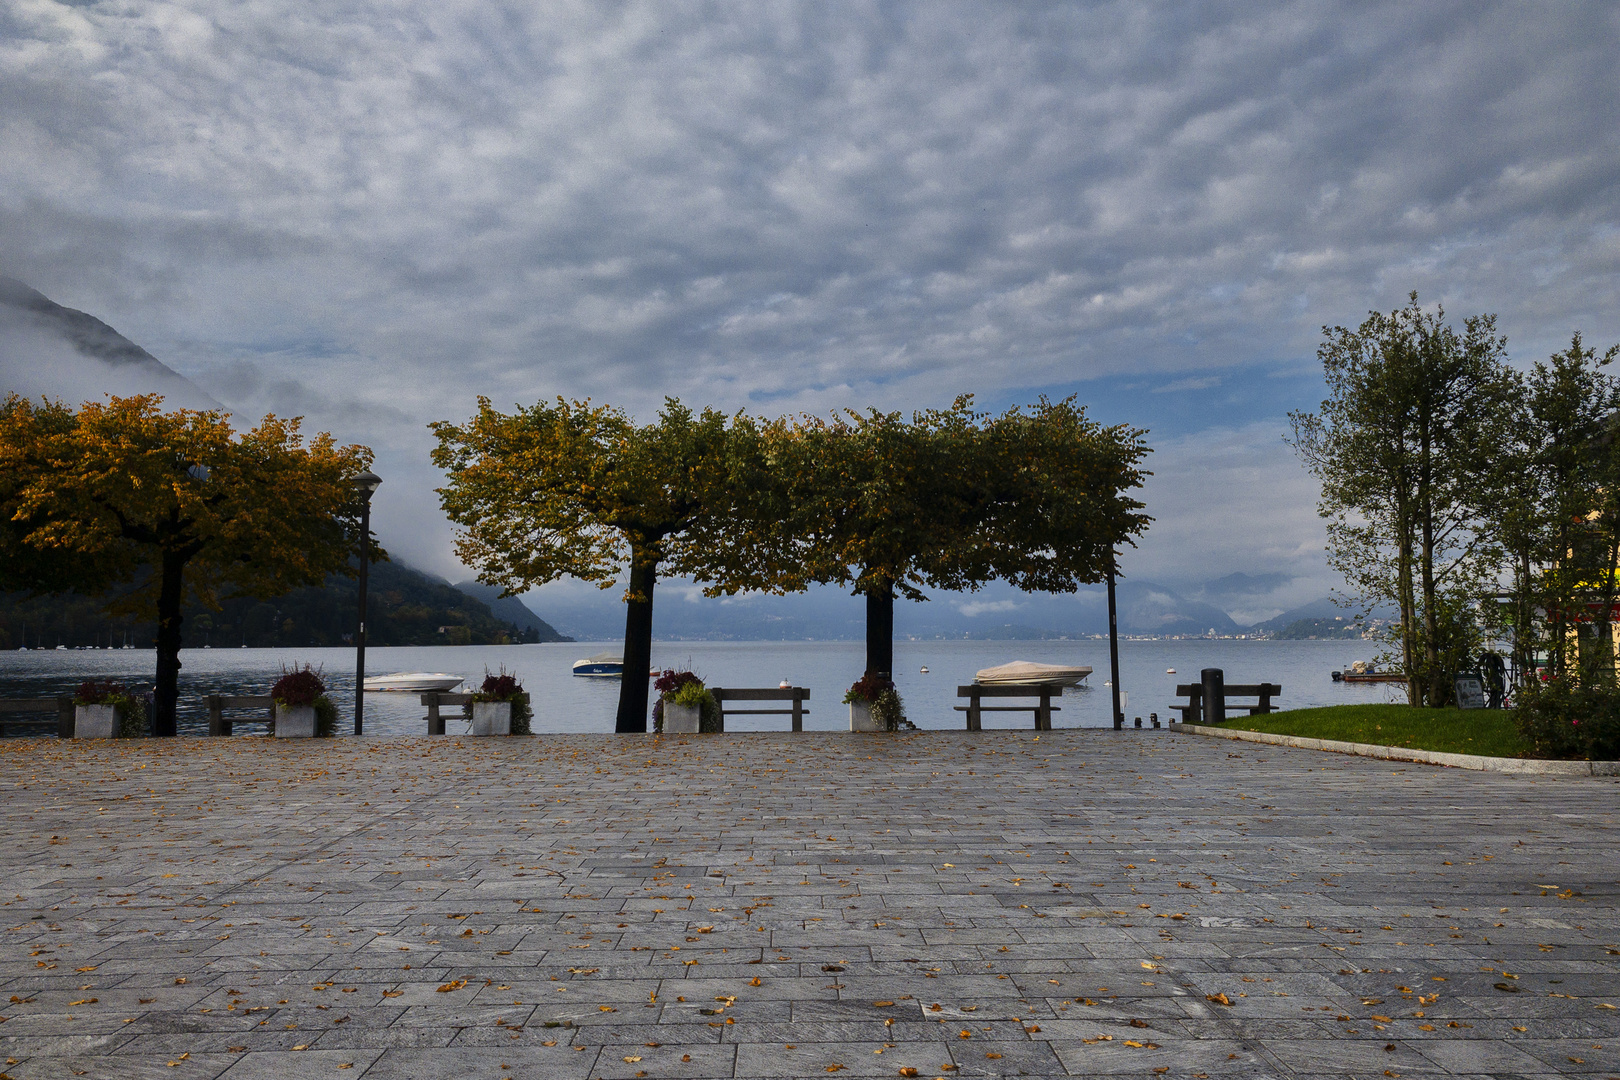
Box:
1207, 993, 1232, 1006
435, 980, 467, 993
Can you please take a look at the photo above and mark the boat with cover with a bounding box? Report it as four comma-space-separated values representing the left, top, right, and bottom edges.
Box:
572, 652, 624, 677
974, 660, 1092, 687
362, 672, 465, 692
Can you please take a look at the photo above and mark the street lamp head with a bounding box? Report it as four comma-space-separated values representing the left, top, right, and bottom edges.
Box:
352, 469, 382, 499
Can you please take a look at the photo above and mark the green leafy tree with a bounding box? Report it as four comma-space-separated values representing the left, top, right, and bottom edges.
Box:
0, 393, 376, 735
432, 397, 768, 733
1289, 294, 1516, 706
764, 396, 1151, 677
1487, 334, 1620, 690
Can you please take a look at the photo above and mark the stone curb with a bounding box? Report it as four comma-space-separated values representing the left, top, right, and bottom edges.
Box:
1175, 722, 1620, 776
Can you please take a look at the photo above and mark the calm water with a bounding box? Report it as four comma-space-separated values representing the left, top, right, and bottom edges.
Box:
0, 638, 1404, 737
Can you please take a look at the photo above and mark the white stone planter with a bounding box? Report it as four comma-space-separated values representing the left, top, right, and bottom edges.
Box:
849, 700, 884, 732
471, 700, 512, 736
663, 702, 700, 734
74, 703, 120, 739
275, 703, 316, 738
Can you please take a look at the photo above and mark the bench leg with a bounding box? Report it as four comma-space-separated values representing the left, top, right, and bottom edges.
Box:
1036, 690, 1051, 731
791, 698, 802, 733
967, 693, 981, 731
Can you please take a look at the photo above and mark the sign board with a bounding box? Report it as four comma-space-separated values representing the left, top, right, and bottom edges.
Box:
1454, 674, 1486, 710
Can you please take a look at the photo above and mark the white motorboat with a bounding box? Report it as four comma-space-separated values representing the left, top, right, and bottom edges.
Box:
362, 672, 465, 693
974, 661, 1093, 687
572, 652, 624, 677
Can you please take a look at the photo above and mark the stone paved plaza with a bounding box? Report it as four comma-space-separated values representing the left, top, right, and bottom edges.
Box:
0, 728, 1615, 1080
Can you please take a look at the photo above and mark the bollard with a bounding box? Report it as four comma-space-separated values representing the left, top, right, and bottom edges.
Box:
1134, 716, 1142, 728
1200, 668, 1225, 724
1150, 712, 1160, 728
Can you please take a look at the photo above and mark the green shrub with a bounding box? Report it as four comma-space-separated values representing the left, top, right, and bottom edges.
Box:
1513, 679, 1620, 760
870, 687, 905, 731
312, 695, 339, 738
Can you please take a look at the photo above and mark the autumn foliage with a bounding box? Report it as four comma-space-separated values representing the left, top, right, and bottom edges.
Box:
0, 393, 377, 735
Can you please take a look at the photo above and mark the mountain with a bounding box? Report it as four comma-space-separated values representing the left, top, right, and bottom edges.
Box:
0, 276, 218, 408
452, 580, 572, 642
0, 560, 540, 650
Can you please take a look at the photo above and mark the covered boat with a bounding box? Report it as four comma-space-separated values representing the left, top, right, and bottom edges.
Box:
974, 660, 1092, 687
572, 652, 624, 677
362, 672, 464, 692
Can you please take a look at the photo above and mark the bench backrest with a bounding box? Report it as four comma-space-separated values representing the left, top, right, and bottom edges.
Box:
1175, 683, 1281, 697
0, 697, 75, 739
958, 682, 1067, 697
711, 687, 808, 702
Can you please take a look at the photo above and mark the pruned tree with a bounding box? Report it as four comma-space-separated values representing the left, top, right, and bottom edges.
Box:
432, 397, 769, 733
1289, 294, 1517, 706
0, 393, 376, 735
764, 396, 1151, 678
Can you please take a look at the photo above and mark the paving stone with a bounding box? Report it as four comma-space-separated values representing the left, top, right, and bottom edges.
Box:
0, 729, 1614, 1077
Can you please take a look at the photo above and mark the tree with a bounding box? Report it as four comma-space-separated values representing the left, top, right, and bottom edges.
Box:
766, 397, 1151, 677
1289, 294, 1517, 706
0, 393, 376, 735
432, 397, 767, 733
1487, 333, 1620, 690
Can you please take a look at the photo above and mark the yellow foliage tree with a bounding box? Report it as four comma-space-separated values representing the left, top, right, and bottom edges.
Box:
0, 394, 377, 735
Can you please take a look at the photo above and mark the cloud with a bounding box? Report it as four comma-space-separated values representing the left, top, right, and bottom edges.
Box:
955, 598, 1022, 618
1152, 375, 1222, 394
2, 1, 1616, 580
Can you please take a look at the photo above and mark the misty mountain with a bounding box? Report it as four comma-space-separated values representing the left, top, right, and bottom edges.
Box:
0, 276, 217, 409
451, 580, 572, 642
1249, 596, 1395, 634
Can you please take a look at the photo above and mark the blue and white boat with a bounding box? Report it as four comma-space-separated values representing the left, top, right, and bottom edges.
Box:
571, 652, 624, 678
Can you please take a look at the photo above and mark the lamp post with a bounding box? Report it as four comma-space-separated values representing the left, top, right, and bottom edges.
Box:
351, 470, 382, 736
1106, 560, 1123, 730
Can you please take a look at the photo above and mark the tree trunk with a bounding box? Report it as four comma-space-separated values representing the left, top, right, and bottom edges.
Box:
1397, 519, 1419, 708
864, 576, 894, 679
614, 554, 657, 734
152, 548, 186, 737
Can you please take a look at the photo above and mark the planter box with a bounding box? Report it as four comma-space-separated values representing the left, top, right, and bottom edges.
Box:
663, 702, 701, 734
74, 704, 120, 739
275, 704, 316, 738
849, 700, 885, 732
471, 700, 512, 736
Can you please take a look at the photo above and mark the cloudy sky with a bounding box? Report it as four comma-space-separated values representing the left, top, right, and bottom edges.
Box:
3, 1, 1618, 620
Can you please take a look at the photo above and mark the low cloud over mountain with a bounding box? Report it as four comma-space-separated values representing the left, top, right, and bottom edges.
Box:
0, 277, 218, 410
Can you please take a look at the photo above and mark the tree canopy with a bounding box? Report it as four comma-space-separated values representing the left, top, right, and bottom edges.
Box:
432, 396, 764, 732
0, 393, 376, 734
715, 395, 1150, 679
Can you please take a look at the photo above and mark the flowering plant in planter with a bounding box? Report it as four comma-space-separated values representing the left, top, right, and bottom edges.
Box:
843, 673, 906, 731
73, 680, 147, 738
270, 664, 337, 737
471, 666, 531, 735
652, 668, 720, 733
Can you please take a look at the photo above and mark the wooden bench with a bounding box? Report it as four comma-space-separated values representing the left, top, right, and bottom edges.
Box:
1, 697, 75, 739
1174, 682, 1281, 723
206, 695, 274, 736
422, 692, 473, 735
954, 683, 1064, 731
710, 687, 810, 732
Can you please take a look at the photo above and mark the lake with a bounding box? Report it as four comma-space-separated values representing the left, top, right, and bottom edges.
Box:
0, 637, 1405, 737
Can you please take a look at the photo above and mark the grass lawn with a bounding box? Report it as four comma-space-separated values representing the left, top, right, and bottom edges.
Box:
1210, 703, 1529, 758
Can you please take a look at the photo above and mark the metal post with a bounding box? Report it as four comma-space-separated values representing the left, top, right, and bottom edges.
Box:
352, 470, 382, 736
1200, 667, 1225, 725
1107, 565, 1123, 730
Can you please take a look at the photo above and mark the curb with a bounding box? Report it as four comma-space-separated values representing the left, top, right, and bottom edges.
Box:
1175, 723, 1620, 776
